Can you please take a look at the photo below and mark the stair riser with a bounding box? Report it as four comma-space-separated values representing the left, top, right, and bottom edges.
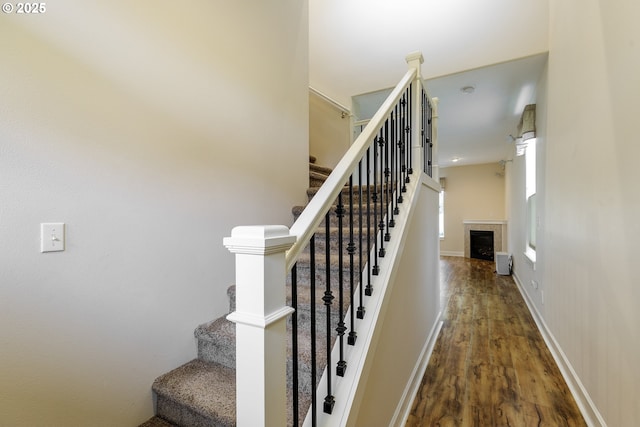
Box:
198, 340, 235, 370
310, 177, 328, 187
155, 394, 233, 427
297, 257, 366, 286
309, 163, 333, 175
147, 160, 372, 427
198, 301, 352, 371
307, 192, 399, 207
299, 237, 377, 258
294, 210, 386, 229
293, 211, 380, 232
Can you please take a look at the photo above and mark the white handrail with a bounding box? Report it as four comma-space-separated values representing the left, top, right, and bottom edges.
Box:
309, 86, 352, 116
286, 68, 417, 271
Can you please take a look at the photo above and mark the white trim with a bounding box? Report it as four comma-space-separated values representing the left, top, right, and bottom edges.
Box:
226, 306, 295, 328
524, 247, 537, 268
512, 273, 607, 427
440, 251, 464, 257
463, 220, 508, 225
393, 319, 444, 426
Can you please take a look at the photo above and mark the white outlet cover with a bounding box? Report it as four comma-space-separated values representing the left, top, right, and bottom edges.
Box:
41, 223, 65, 252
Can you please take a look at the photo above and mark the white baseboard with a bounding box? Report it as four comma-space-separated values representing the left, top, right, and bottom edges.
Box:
391, 316, 444, 427
440, 250, 464, 257
511, 273, 607, 427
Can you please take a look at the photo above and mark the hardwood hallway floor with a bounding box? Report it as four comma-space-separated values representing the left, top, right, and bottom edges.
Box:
406, 256, 586, 427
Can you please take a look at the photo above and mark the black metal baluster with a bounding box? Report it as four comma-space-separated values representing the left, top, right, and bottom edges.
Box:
401, 91, 409, 192
377, 131, 387, 256
428, 95, 433, 177
393, 105, 404, 215
408, 85, 414, 176
291, 263, 299, 426
357, 158, 365, 319
365, 146, 374, 294
336, 193, 347, 376
309, 235, 317, 426
322, 212, 335, 414
372, 134, 381, 271
389, 109, 396, 228
347, 177, 357, 346
384, 118, 391, 243
422, 90, 427, 174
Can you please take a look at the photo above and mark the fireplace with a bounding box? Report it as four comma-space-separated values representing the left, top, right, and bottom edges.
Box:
463, 220, 507, 259
470, 230, 494, 261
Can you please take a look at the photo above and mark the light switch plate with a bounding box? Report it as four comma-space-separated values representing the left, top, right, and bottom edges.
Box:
41, 223, 65, 252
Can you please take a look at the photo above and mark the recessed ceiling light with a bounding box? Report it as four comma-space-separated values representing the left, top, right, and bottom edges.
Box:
452, 157, 461, 163
460, 85, 475, 94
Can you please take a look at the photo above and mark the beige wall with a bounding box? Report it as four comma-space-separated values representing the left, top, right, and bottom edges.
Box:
439, 163, 506, 256
353, 178, 441, 426
0, 1, 308, 426
309, 91, 351, 168
540, 1, 638, 424
508, 1, 640, 425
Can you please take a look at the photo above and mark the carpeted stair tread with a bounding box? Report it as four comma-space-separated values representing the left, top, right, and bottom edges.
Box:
292, 203, 376, 217
138, 416, 177, 427
292, 205, 381, 229
311, 225, 377, 239
147, 158, 378, 425
306, 184, 395, 204
294, 252, 365, 275
152, 359, 235, 427
310, 163, 333, 176
310, 171, 330, 187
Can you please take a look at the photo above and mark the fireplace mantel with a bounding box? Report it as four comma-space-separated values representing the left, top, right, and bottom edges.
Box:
463, 220, 508, 258
463, 220, 508, 225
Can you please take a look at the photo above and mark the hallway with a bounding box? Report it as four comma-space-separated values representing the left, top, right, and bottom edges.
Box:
406, 257, 586, 426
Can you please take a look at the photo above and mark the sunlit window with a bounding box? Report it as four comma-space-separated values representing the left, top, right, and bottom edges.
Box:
439, 190, 444, 238
525, 139, 537, 253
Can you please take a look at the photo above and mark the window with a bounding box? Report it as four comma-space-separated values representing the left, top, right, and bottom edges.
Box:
525, 138, 537, 260
439, 190, 444, 238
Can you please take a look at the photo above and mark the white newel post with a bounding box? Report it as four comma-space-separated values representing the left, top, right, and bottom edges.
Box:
223, 225, 296, 427
406, 51, 424, 175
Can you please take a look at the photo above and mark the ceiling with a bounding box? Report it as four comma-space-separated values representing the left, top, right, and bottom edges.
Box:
309, 0, 550, 168
422, 54, 548, 167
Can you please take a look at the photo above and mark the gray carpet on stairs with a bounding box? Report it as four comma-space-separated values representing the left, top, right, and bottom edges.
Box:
141, 160, 380, 427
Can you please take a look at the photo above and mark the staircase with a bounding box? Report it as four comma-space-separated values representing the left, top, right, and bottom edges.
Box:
140, 53, 437, 427
140, 156, 373, 427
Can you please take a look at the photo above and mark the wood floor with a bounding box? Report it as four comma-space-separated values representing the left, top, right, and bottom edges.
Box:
406, 256, 586, 427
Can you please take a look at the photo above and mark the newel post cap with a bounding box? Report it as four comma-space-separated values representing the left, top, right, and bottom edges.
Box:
223, 225, 296, 255
406, 51, 424, 78
405, 51, 424, 65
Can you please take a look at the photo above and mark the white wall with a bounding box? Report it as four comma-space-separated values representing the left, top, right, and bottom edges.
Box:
508, 63, 548, 311
510, 1, 640, 424
353, 178, 441, 426
0, 1, 309, 425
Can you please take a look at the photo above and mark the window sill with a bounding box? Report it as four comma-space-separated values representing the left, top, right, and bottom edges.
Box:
524, 247, 536, 269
